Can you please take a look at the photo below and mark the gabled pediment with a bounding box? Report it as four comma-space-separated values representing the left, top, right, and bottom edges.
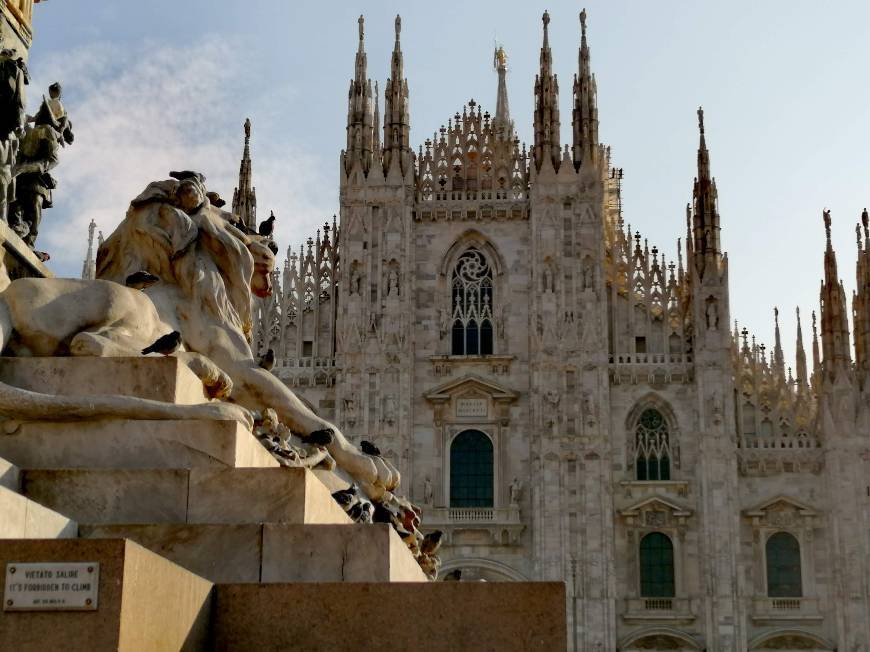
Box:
619, 496, 693, 519
424, 374, 518, 404
743, 495, 818, 519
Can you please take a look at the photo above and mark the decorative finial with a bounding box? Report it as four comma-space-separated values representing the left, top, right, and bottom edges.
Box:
863, 207, 869, 239
395, 14, 401, 39
697, 106, 705, 135
543, 10, 550, 27
580, 8, 587, 35
823, 208, 832, 244
358, 15, 364, 41
811, 310, 818, 334
244, 118, 251, 141
774, 306, 779, 325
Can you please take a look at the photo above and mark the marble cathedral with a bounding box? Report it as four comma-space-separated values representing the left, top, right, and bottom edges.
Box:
85, 10, 870, 652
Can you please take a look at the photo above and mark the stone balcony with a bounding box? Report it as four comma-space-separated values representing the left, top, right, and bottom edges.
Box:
423, 505, 524, 546
273, 356, 337, 387
622, 597, 696, 623
751, 597, 823, 623
608, 352, 694, 385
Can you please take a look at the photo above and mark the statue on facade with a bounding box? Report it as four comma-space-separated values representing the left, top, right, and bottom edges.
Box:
423, 476, 433, 505
509, 477, 522, 505
11, 88, 74, 253
0, 171, 402, 504
0, 47, 28, 225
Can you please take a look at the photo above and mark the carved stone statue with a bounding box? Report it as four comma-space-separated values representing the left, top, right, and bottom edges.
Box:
350, 262, 362, 295
423, 476, 433, 505
0, 171, 401, 503
705, 296, 719, 330
509, 477, 522, 505
582, 256, 594, 290
387, 267, 399, 296
12, 90, 73, 251
0, 48, 28, 224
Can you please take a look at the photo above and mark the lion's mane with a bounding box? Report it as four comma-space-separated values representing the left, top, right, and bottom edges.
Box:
95, 179, 254, 339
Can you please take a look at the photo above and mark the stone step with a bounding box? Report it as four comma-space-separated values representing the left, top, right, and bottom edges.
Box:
0, 418, 277, 470
0, 455, 18, 491
0, 356, 209, 405
0, 485, 77, 539
212, 582, 567, 651
0, 538, 213, 651
78, 523, 427, 583
19, 467, 350, 526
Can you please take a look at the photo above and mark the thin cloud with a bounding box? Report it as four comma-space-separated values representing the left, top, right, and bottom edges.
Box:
29, 37, 334, 276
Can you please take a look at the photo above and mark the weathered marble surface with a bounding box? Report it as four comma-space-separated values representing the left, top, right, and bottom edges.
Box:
0, 356, 209, 405
79, 523, 425, 584
0, 484, 76, 538
19, 467, 350, 526
0, 539, 212, 651
211, 582, 567, 651
0, 418, 277, 470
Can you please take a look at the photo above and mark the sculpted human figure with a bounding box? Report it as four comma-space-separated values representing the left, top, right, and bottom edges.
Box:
0, 48, 27, 224
0, 171, 401, 502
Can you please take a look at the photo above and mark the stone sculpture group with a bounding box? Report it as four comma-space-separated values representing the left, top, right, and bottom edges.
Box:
0, 46, 73, 259
0, 165, 437, 576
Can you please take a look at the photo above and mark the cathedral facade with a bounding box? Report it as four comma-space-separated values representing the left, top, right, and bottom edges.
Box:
240, 11, 870, 651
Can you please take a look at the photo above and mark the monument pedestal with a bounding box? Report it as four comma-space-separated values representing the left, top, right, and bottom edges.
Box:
0, 357, 567, 649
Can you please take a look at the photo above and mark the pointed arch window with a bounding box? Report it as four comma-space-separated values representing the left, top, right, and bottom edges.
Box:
766, 532, 802, 597
635, 408, 671, 481
639, 532, 675, 597
451, 248, 494, 355
449, 430, 493, 508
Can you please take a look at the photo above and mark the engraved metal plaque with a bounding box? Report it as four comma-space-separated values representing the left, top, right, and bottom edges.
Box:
456, 398, 487, 418
4, 562, 99, 611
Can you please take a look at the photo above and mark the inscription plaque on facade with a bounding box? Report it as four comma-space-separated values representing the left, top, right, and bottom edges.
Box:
3, 562, 99, 611
456, 398, 488, 418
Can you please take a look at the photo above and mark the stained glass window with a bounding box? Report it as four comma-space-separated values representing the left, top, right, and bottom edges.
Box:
640, 532, 675, 597
451, 249, 494, 355
635, 408, 671, 481
450, 430, 493, 507
766, 532, 802, 597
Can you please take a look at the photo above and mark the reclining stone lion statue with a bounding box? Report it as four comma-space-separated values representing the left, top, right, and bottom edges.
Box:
0, 172, 400, 501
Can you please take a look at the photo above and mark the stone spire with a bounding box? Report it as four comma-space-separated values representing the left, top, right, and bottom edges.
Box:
232, 118, 257, 232
852, 208, 870, 371
382, 14, 411, 177
572, 8, 598, 170
819, 209, 852, 381
373, 80, 381, 153
533, 10, 561, 172
81, 218, 96, 280
492, 44, 513, 140
772, 306, 786, 381
795, 307, 809, 391
690, 107, 722, 280
344, 15, 374, 176
811, 310, 822, 391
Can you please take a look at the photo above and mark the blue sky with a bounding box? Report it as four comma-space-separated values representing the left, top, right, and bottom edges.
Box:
26, 1, 870, 368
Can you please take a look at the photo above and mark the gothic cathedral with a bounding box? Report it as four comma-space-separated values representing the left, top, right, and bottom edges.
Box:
240, 11, 870, 652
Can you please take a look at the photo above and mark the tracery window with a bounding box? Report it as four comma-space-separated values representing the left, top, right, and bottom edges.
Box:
639, 532, 675, 597
635, 408, 671, 481
449, 430, 493, 508
451, 248, 494, 355
766, 532, 802, 597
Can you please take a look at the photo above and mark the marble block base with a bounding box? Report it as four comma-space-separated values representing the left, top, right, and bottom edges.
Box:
0, 418, 277, 470
0, 539, 212, 652
211, 581, 567, 651
0, 356, 209, 405
78, 523, 426, 583
20, 467, 349, 526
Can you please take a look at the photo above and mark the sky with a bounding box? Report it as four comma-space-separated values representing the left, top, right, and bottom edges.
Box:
24, 1, 870, 369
